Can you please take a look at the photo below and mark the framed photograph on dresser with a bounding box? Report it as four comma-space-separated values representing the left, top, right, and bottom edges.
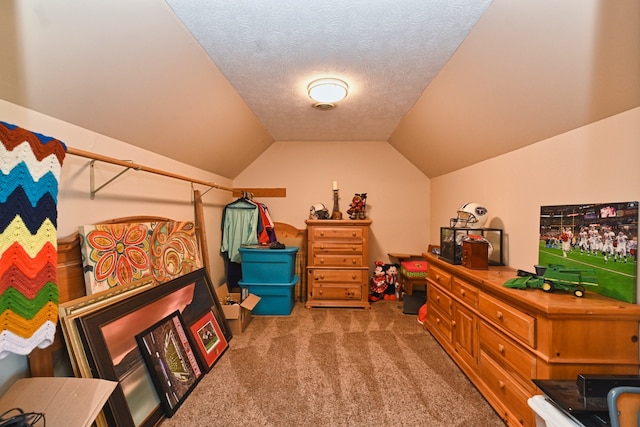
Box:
539, 201, 638, 303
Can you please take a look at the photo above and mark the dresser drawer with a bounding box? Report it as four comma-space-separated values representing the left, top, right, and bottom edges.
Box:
311, 242, 363, 255
479, 350, 534, 426
479, 292, 535, 348
427, 304, 453, 343
428, 285, 452, 317
309, 283, 362, 300
312, 226, 363, 241
311, 254, 363, 267
479, 321, 536, 383
452, 277, 478, 308
308, 268, 364, 284
428, 264, 452, 290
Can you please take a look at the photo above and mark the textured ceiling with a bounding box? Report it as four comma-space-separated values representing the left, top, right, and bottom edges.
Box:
1, 1, 638, 179
166, 0, 492, 141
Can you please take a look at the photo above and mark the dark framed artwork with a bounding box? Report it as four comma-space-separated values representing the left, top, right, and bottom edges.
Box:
539, 201, 638, 303
188, 309, 228, 372
76, 268, 231, 427
136, 311, 203, 417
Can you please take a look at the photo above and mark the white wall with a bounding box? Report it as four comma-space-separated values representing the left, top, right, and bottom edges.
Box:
0, 100, 233, 394
233, 140, 431, 266
430, 107, 640, 272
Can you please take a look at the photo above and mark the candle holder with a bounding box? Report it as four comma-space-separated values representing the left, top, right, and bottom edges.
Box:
331, 189, 343, 220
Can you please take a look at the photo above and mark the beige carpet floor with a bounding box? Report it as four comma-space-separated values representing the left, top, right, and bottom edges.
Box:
161, 300, 506, 426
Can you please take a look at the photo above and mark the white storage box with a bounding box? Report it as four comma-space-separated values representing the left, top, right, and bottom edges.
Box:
528, 395, 583, 427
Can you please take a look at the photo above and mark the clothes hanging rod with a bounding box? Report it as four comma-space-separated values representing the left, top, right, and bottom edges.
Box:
67, 146, 233, 198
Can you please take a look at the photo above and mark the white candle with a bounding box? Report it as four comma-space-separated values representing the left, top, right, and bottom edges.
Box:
333, 181, 338, 190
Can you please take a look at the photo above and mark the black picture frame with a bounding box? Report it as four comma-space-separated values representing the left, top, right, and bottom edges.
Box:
135, 310, 203, 417
76, 268, 231, 427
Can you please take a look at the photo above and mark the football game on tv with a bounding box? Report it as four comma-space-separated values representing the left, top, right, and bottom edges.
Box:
538, 201, 638, 303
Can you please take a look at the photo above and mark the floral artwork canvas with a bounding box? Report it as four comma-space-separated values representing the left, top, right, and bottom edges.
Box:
80, 221, 201, 294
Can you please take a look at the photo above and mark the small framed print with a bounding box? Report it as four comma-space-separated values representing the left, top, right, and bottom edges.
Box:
136, 310, 203, 417
188, 310, 229, 372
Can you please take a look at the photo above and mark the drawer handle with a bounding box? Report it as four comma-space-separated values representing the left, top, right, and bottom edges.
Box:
498, 380, 505, 390
436, 296, 440, 302
351, 246, 357, 251
320, 231, 325, 237
497, 344, 505, 354
352, 231, 356, 237
351, 274, 356, 280
318, 289, 323, 295
319, 274, 325, 280
496, 311, 504, 320
460, 289, 466, 297
351, 258, 356, 264
435, 318, 440, 324
320, 258, 325, 264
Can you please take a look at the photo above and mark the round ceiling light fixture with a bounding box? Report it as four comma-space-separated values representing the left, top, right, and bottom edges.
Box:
307, 78, 349, 110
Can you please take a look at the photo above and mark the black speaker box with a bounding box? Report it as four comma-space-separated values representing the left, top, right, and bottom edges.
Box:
577, 374, 640, 397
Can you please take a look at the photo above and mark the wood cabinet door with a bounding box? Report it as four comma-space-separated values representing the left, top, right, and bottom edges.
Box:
453, 302, 477, 370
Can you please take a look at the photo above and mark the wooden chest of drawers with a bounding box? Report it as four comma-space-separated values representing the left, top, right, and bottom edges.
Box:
423, 253, 640, 427
305, 219, 372, 309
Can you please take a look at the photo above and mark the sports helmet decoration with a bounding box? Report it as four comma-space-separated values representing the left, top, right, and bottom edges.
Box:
450, 202, 488, 228
309, 203, 330, 220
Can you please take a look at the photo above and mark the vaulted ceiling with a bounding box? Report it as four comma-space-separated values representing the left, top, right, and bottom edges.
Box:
1, 0, 638, 179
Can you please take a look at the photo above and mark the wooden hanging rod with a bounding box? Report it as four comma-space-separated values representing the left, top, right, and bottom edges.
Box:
66, 147, 286, 198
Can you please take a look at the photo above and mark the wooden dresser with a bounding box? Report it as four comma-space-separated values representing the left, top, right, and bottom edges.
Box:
305, 219, 372, 309
423, 252, 640, 427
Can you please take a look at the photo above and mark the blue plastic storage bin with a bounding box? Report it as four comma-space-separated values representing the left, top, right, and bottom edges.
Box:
238, 275, 298, 315
239, 246, 299, 283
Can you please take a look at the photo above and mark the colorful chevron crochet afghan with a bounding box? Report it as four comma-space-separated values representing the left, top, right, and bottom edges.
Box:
0, 121, 66, 359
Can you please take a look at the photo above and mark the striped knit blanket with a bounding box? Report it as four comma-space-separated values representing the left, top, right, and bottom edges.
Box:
0, 121, 66, 358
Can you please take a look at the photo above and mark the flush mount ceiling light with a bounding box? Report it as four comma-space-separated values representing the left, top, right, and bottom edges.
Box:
307, 78, 349, 110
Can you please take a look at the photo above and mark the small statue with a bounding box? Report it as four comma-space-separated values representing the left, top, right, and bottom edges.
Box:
347, 193, 367, 220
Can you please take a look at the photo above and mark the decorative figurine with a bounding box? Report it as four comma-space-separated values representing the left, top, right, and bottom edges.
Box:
347, 193, 367, 220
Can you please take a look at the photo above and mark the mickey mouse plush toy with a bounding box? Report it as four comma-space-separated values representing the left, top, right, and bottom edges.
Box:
384, 263, 400, 300
369, 260, 388, 302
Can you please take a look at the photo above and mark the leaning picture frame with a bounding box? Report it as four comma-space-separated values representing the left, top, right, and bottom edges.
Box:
75, 268, 231, 427
59, 276, 156, 379
136, 310, 203, 417
58, 276, 156, 427
187, 309, 228, 372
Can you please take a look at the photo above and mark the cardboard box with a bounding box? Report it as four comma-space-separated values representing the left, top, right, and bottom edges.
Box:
0, 377, 117, 427
215, 284, 261, 335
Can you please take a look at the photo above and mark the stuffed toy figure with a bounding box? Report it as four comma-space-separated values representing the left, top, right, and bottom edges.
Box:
347, 193, 367, 220
369, 260, 388, 302
384, 263, 400, 300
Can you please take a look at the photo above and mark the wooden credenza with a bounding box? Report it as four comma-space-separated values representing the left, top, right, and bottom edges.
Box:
423, 252, 640, 427
305, 219, 372, 309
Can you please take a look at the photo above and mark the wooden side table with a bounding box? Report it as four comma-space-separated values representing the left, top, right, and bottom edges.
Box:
387, 253, 427, 300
